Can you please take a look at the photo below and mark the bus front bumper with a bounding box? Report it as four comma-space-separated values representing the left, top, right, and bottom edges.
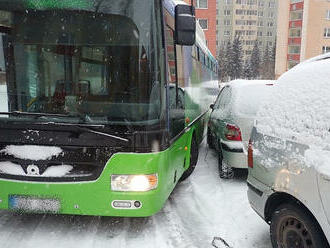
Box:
0, 152, 170, 217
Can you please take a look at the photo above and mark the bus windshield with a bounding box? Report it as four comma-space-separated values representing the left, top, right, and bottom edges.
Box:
0, 0, 163, 125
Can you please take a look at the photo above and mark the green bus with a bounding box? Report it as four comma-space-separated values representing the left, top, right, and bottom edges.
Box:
0, 0, 218, 217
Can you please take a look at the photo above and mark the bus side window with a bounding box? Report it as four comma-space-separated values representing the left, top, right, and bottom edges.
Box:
165, 26, 176, 84
165, 24, 185, 139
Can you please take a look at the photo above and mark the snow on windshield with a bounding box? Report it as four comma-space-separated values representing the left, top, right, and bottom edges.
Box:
232, 80, 274, 117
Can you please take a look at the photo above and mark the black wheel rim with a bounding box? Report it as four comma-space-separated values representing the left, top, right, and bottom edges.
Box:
277, 216, 315, 248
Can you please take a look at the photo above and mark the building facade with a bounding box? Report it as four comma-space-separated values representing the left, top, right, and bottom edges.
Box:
183, 0, 217, 57
276, 0, 330, 78
216, 0, 278, 59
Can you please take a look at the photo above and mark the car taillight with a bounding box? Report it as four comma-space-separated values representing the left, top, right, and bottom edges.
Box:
248, 139, 253, 168
224, 124, 242, 141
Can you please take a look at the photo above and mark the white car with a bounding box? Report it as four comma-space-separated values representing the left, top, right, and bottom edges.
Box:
207, 80, 274, 178
247, 54, 330, 247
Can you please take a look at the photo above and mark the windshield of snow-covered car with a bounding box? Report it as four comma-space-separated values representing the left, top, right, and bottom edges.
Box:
0, 0, 163, 125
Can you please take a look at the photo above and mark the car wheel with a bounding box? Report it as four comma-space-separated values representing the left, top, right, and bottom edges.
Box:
180, 135, 199, 181
270, 203, 329, 248
207, 129, 214, 149
218, 148, 234, 179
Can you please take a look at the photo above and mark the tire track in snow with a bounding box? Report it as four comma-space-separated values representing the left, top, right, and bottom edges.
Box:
0, 213, 46, 248
152, 199, 197, 248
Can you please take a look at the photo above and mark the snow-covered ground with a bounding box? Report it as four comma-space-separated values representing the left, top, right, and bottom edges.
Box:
0, 141, 271, 248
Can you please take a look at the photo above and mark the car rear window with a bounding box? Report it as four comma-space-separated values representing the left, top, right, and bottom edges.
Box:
234, 84, 273, 116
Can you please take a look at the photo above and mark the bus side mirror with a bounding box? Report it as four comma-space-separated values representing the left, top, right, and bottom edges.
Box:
175, 4, 196, 46
210, 104, 214, 110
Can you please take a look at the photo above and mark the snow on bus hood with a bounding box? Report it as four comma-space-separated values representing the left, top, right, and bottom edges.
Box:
0, 145, 63, 160
0, 161, 73, 177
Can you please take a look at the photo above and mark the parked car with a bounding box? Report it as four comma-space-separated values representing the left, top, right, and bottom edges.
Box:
247, 54, 330, 248
207, 80, 274, 179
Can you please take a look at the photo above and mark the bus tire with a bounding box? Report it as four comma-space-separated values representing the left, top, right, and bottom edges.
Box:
180, 135, 199, 181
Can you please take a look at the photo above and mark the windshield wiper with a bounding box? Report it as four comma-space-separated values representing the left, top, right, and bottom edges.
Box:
0, 111, 129, 142
38, 122, 129, 143
0, 111, 71, 118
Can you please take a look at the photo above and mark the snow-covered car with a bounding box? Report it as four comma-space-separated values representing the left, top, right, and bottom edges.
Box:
247, 54, 330, 247
207, 80, 274, 178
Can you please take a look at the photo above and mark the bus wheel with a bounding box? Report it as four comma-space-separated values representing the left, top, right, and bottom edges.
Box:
180, 135, 199, 181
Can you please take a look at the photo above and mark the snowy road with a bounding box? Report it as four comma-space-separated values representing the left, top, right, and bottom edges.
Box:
0, 141, 271, 248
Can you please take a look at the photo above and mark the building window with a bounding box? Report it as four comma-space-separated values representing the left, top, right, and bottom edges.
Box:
224, 10, 231, 15
267, 22, 274, 27
196, 0, 208, 8
224, 30, 231, 36
268, 12, 275, 18
322, 46, 330, 53
326, 10, 330, 20
224, 19, 231, 26
290, 11, 303, 21
225, 0, 232, 4
268, 2, 275, 8
289, 28, 301, 37
258, 1, 264, 7
267, 31, 273, 37
288, 60, 299, 69
258, 31, 263, 36
288, 45, 300, 54
324, 28, 330, 37
198, 19, 208, 29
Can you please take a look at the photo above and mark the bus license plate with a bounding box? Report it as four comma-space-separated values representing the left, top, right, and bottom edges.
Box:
9, 195, 60, 213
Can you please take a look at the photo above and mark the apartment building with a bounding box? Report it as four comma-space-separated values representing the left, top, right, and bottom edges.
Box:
276, 0, 330, 78
183, 0, 217, 57
216, 0, 278, 58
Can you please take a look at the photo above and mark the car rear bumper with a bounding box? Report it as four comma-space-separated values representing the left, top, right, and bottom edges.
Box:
221, 142, 246, 169
247, 175, 273, 221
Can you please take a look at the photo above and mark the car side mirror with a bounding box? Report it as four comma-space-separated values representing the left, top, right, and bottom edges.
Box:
175, 4, 196, 46
210, 104, 215, 110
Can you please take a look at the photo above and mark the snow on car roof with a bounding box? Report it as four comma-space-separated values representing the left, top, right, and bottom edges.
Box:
256, 56, 330, 149
226, 79, 275, 89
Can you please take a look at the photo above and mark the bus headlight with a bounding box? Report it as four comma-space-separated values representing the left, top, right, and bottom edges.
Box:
111, 174, 158, 192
